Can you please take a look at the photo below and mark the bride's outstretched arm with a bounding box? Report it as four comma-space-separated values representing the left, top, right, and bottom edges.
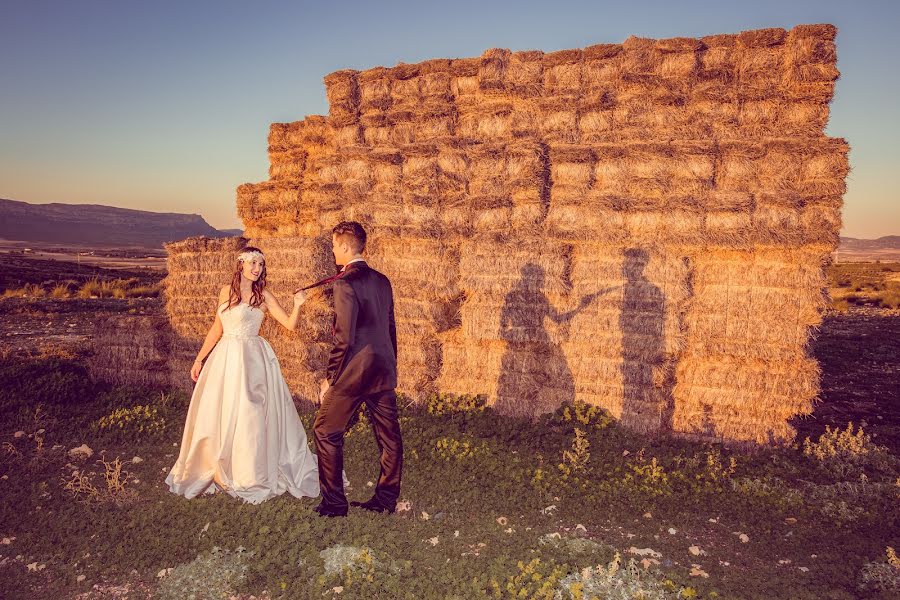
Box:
191, 287, 228, 381
263, 289, 307, 331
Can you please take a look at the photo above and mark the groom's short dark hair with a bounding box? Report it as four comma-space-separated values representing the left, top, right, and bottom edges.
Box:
332, 221, 367, 253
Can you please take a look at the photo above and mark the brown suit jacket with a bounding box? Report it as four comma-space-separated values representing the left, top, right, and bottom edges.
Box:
327, 261, 397, 397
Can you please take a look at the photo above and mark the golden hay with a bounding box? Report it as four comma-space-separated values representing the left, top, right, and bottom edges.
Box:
123, 23, 849, 444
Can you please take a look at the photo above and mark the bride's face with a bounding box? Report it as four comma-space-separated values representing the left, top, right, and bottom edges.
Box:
241, 258, 264, 282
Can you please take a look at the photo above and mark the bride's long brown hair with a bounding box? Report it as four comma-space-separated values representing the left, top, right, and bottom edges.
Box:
226, 247, 267, 309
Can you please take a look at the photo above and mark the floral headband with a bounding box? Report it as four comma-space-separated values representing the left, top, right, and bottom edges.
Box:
238, 250, 265, 263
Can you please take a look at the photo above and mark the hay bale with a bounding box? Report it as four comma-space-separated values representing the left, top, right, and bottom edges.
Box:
324, 69, 360, 126
164, 237, 248, 339
150, 23, 849, 444
670, 246, 828, 443
89, 312, 174, 390
358, 67, 393, 115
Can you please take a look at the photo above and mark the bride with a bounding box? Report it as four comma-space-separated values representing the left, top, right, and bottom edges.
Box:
166, 246, 321, 503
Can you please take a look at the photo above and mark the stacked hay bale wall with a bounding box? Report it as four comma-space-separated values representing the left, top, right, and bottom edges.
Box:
161, 24, 846, 444
88, 311, 175, 391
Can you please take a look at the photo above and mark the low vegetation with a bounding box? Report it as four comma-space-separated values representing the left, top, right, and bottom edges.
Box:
829, 262, 900, 311
1, 351, 898, 599
3, 277, 160, 300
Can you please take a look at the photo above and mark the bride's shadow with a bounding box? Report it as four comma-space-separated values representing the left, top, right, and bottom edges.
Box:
493, 263, 615, 416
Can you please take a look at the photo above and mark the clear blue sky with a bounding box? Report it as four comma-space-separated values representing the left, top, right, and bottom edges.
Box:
1, 0, 897, 237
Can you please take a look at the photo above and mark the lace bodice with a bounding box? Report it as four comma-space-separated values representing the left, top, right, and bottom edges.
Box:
219, 303, 265, 339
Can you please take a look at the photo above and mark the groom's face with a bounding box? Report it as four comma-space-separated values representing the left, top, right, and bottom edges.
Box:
331, 234, 348, 266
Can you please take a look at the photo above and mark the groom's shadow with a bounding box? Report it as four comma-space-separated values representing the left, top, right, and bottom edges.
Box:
493, 264, 617, 416
619, 248, 671, 433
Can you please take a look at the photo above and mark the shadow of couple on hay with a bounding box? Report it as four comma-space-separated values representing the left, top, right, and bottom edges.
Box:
494, 248, 673, 431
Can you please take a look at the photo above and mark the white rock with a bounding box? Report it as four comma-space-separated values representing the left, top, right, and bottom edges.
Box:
427, 536, 439, 546
690, 564, 709, 578
77, 574, 86, 583
68, 444, 93, 460
13, 431, 25, 439
798, 566, 809, 573
131, 456, 143, 464
627, 547, 661, 558
689, 545, 707, 556
540, 504, 557, 515
738, 533, 750, 543
668, 528, 677, 535
157, 568, 173, 578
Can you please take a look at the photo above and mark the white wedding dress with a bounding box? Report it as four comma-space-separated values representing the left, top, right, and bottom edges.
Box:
166, 302, 321, 504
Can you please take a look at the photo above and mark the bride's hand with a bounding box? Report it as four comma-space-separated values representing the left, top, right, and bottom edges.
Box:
293, 289, 308, 306
191, 360, 202, 382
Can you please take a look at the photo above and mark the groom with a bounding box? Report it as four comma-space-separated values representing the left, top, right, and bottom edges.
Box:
313, 221, 403, 517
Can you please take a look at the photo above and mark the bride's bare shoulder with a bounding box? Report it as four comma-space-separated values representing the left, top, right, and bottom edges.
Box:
261, 289, 277, 305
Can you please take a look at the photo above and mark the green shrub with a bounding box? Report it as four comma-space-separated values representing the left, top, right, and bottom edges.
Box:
425, 392, 487, 415
731, 476, 805, 512
803, 422, 894, 478
92, 404, 165, 441
76, 277, 103, 297
558, 428, 591, 479
672, 448, 737, 493
49, 283, 71, 298
551, 401, 614, 431
434, 435, 486, 462
620, 450, 671, 498
490, 557, 567, 599
557, 552, 689, 599
126, 285, 161, 298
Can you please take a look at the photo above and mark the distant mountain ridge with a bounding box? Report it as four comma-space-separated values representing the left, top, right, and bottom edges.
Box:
0, 198, 240, 248
836, 235, 900, 261
839, 235, 900, 250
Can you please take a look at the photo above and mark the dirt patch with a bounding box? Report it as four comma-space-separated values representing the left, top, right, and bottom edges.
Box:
0, 298, 161, 355
796, 307, 900, 451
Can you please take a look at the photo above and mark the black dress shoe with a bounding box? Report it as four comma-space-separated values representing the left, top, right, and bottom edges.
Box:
313, 503, 347, 518
350, 498, 394, 514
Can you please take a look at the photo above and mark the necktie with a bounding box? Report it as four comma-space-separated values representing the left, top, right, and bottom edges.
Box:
293, 269, 347, 294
